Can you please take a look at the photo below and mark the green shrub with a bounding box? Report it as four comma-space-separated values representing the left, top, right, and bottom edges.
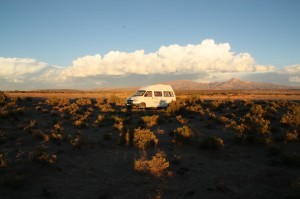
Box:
200, 136, 224, 150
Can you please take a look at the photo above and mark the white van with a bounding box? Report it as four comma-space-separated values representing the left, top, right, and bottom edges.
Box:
126, 84, 176, 108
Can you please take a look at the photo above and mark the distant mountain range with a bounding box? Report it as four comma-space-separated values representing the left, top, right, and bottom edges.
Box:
162, 78, 299, 90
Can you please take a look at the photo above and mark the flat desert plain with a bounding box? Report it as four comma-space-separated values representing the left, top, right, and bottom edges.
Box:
1, 90, 299, 199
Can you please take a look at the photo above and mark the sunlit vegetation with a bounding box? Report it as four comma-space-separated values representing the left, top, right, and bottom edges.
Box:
171, 125, 193, 145
134, 151, 169, 177
133, 128, 158, 150
0, 90, 299, 198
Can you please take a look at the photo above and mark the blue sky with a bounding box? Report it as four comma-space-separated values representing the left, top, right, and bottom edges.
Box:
0, 0, 299, 90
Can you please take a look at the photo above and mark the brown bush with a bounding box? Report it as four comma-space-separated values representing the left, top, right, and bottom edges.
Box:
172, 125, 193, 145
134, 151, 169, 177
142, 115, 160, 127
133, 128, 158, 150
281, 105, 300, 127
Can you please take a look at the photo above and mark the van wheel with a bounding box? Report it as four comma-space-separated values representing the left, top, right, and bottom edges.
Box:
139, 103, 146, 109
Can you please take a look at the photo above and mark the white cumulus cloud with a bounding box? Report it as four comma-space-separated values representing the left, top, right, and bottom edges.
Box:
0, 57, 48, 82
60, 39, 274, 79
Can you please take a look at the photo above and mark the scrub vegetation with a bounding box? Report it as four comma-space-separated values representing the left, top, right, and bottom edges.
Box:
1, 90, 299, 198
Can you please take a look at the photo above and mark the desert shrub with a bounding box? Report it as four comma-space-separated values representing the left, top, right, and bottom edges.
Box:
32, 144, 57, 167
69, 132, 82, 147
73, 118, 88, 128
185, 96, 203, 106
0, 92, 8, 106
142, 115, 160, 127
280, 105, 300, 127
172, 125, 193, 145
31, 129, 48, 141
233, 113, 272, 145
46, 97, 69, 106
113, 122, 124, 131
166, 100, 185, 115
76, 98, 92, 106
134, 151, 169, 177
211, 100, 223, 110
67, 103, 80, 115
97, 115, 106, 122
176, 115, 188, 124
112, 115, 125, 131
23, 120, 38, 133
250, 104, 265, 117
95, 97, 107, 105
133, 128, 158, 150
99, 103, 115, 112
284, 130, 298, 142
35, 105, 42, 111
50, 123, 65, 141
200, 136, 224, 150
16, 107, 25, 115
216, 116, 231, 124
112, 115, 124, 123
107, 95, 121, 105
94, 115, 106, 127
0, 152, 9, 168
207, 112, 216, 120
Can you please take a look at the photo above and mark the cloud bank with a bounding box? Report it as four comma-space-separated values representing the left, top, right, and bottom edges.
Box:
61, 39, 274, 78
0, 39, 299, 90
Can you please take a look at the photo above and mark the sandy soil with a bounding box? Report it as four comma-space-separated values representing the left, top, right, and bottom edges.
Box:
0, 93, 299, 199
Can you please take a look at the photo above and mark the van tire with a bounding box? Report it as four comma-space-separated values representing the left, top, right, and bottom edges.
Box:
139, 103, 146, 109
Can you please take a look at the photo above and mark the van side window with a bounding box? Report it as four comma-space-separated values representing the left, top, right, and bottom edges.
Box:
144, 91, 152, 97
163, 91, 174, 97
154, 91, 162, 97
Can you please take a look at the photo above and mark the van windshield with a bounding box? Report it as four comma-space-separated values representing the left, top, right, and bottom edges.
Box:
133, 90, 146, 96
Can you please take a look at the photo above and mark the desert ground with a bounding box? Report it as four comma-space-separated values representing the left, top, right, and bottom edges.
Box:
1, 90, 299, 199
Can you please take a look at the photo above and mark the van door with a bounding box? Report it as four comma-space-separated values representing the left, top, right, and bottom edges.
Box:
163, 91, 175, 106
153, 91, 163, 107
143, 91, 153, 107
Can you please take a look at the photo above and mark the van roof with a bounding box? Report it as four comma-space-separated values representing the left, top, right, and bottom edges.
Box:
139, 84, 174, 91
